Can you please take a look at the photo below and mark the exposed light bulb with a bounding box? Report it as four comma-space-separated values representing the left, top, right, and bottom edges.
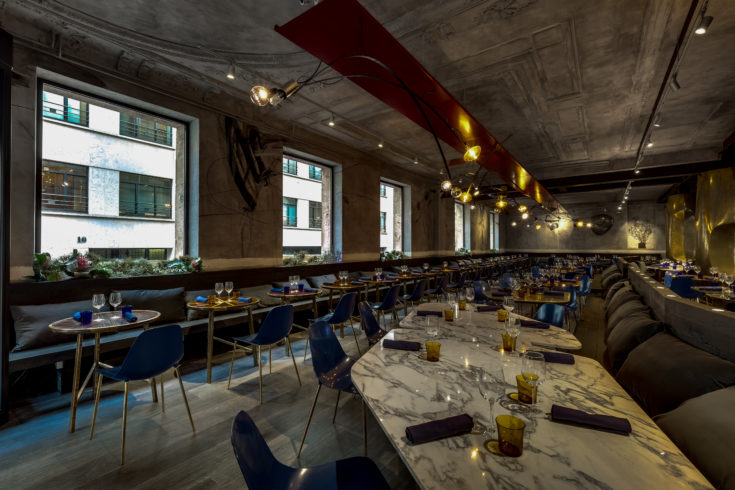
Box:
463, 145, 481, 162
378, 142, 384, 148
634, 168, 641, 174
250, 86, 270, 106
441, 180, 452, 192
460, 191, 472, 203
518, 205, 528, 213
586, 223, 592, 228
470, 204, 476, 210
521, 212, 529, 220
535, 223, 542, 230
328, 114, 335, 127
413, 157, 418, 164
511, 221, 517, 227
576, 221, 584, 228
496, 196, 507, 208
646, 141, 654, 148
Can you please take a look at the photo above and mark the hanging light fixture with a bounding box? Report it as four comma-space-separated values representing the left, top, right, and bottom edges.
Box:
441, 180, 453, 192
226, 63, 236, 80
328, 114, 336, 127
495, 195, 507, 209
460, 190, 472, 203
250, 86, 271, 106
576, 220, 585, 228
511, 221, 517, 227
518, 204, 528, 213
470, 204, 476, 210
521, 212, 529, 220
463, 145, 481, 162
473, 187, 480, 197
695, 15, 713, 35
535, 223, 542, 230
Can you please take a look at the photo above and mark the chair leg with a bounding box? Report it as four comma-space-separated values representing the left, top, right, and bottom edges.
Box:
286, 338, 301, 386
160, 373, 165, 412
298, 384, 322, 458
175, 366, 195, 433
121, 381, 128, 465
303, 336, 310, 361
258, 346, 263, 404
332, 390, 341, 423
89, 373, 103, 440
350, 320, 362, 355
362, 398, 368, 457
227, 341, 238, 390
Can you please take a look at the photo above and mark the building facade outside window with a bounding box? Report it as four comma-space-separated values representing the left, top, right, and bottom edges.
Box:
282, 156, 332, 257
455, 202, 464, 250
380, 184, 386, 197
380, 212, 387, 234
379, 181, 404, 252
39, 84, 185, 259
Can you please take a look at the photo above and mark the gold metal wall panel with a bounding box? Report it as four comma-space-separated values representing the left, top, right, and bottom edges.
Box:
695, 168, 735, 274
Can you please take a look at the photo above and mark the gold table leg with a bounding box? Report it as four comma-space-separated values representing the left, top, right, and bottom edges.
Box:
68, 334, 83, 433
206, 310, 215, 384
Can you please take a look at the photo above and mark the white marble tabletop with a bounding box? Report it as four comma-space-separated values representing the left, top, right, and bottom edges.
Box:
352, 327, 711, 489
400, 302, 582, 351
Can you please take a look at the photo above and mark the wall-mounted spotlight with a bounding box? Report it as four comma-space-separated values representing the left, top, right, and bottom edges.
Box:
695, 16, 713, 35
328, 114, 335, 127
377, 141, 384, 148
226, 64, 236, 80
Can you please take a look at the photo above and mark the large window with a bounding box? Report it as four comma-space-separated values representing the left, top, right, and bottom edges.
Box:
379, 181, 404, 252
455, 202, 464, 250
283, 158, 298, 175
42, 91, 88, 126
283, 197, 297, 227
119, 172, 172, 218
309, 201, 322, 229
308, 165, 322, 181
41, 162, 88, 213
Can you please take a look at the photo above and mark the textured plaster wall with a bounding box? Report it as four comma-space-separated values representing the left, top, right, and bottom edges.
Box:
500, 201, 666, 253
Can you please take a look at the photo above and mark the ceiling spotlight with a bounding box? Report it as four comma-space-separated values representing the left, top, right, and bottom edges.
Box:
328, 114, 335, 127
226, 64, 236, 80
646, 141, 654, 148
521, 212, 529, 220
496, 195, 507, 209
473, 188, 480, 196
526, 223, 531, 228
511, 221, 517, 227
653, 114, 662, 127
451, 187, 463, 199
624, 196, 628, 201
518, 205, 528, 213
617, 205, 623, 211
470, 204, 476, 210
634, 168, 641, 174
377, 142, 384, 148
463, 145, 481, 162
670, 74, 681, 91
576, 220, 584, 228
695, 15, 713, 35
250, 85, 271, 106
441, 180, 453, 192
413, 157, 419, 164
535, 223, 542, 230
586, 222, 592, 228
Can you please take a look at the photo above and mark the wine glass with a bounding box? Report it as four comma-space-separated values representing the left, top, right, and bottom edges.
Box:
476, 367, 502, 435
502, 297, 515, 323
92, 293, 106, 318
521, 352, 546, 404
109, 291, 122, 316
225, 281, 234, 298
215, 282, 224, 298
423, 262, 429, 272
465, 286, 475, 304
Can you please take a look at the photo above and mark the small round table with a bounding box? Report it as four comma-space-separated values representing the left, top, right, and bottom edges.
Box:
49, 309, 161, 433
187, 297, 260, 384
321, 282, 364, 310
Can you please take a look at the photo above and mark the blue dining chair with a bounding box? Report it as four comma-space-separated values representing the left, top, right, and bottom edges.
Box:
227, 304, 301, 404
670, 276, 703, 300
371, 284, 400, 327
358, 301, 387, 346
498, 272, 514, 289
89, 324, 195, 464
305, 292, 359, 358
561, 284, 579, 332
426, 275, 449, 302
232, 410, 389, 490
531, 266, 541, 278
534, 303, 565, 328
399, 278, 426, 315
298, 321, 367, 458
473, 280, 492, 303
447, 272, 467, 300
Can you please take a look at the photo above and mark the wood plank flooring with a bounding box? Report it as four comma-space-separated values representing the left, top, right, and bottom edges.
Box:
1, 295, 608, 489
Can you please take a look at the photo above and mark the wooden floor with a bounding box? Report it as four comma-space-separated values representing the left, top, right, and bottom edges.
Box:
0, 295, 608, 489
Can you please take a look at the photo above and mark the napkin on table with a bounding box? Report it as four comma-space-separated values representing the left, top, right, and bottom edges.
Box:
416, 310, 442, 317
237, 297, 250, 303
550, 405, 631, 435
270, 288, 283, 293
303, 288, 317, 293
520, 319, 550, 329
527, 350, 574, 364
72, 312, 82, 321
476, 304, 501, 312
405, 414, 474, 444
382, 339, 421, 351
123, 311, 138, 322
195, 296, 208, 302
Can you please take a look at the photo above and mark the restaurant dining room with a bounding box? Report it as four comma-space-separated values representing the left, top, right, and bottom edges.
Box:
1, 0, 735, 488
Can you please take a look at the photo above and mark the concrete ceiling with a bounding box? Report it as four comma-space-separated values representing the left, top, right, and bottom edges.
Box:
3, 0, 734, 215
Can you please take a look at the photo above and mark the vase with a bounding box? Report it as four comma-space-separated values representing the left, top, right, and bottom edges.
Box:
638, 242, 646, 248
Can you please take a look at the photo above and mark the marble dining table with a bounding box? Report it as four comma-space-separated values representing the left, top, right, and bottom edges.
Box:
352, 310, 710, 489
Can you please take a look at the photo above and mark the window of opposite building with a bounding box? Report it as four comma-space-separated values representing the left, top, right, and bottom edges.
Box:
309, 201, 322, 228
379, 181, 405, 252
39, 83, 186, 260
308, 165, 322, 181
380, 212, 387, 234
283, 197, 297, 227
283, 158, 298, 175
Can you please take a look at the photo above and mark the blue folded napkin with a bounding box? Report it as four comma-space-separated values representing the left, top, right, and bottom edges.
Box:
416, 310, 442, 317
304, 288, 317, 293
322, 282, 335, 286
550, 405, 631, 435
520, 320, 550, 329
360, 276, 370, 280
477, 304, 501, 312
237, 297, 250, 303
73, 312, 81, 321
351, 281, 364, 285
123, 311, 138, 322
528, 350, 574, 364
405, 413, 474, 444
383, 339, 421, 351
195, 296, 208, 302
270, 288, 283, 293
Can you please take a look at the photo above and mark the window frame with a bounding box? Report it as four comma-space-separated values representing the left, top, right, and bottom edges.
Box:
380, 211, 387, 234
308, 200, 322, 229
118, 171, 173, 219
283, 158, 298, 176
283, 197, 298, 227
41, 161, 89, 214
308, 165, 322, 181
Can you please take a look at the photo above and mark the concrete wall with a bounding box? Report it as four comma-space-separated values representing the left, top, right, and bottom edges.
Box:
500, 201, 666, 253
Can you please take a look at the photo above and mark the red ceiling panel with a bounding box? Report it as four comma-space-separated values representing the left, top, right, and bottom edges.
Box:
275, 0, 561, 211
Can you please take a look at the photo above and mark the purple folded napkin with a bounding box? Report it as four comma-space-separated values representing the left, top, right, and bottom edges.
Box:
195, 296, 208, 303
383, 339, 421, 351
698, 286, 722, 291
520, 320, 550, 329
351, 281, 365, 285
417, 310, 442, 317
477, 304, 501, 312
237, 297, 250, 303
405, 413, 474, 445
123, 311, 138, 322
270, 288, 283, 293
550, 405, 631, 435
544, 291, 565, 296
528, 350, 574, 364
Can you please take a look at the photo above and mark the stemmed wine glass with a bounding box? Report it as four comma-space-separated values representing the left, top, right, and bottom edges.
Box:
92, 293, 106, 319
225, 281, 234, 299
521, 352, 546, 404
109, 291, 122, 316
476, 367, 503, 435
215, 282, 224, 298
502, 297, 515, 324
465, 286, 475, 304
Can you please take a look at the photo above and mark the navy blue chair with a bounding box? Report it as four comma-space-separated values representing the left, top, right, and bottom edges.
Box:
498, 272, 514, 289
89, 324, 195, 464
670, 276, 703, 300
299, 321, 368, 457
232, 410, 389, 490
577, 274, 591, 311
371, 284, 401, 326
426, 275, 449, 302
358, 301, 387, 346
306, 292, 359, 357
399, 278, 427, 315
561, 284, 579, 332
227, 304, 301, 404
473, 280, 492, 303
447, 272, 467, 300
534, 303, 565, 328
531, 266, 541, 278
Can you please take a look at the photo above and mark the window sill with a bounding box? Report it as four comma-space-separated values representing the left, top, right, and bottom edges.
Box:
42, 210, 175, 223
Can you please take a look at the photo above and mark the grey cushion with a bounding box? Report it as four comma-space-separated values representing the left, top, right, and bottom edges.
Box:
306, 274, 337, 288
604, 280, 629, 308
616, 332, 735, 416
601, 265, 619, 280
606, 300, 650, 336
601, 272, 623, 292
606, 286, 642, 318
606, 314, 664, 373
654, 386, 735, 489
240, 284, 282, 307
118, 287, 186, 324
11, 300, 110, 351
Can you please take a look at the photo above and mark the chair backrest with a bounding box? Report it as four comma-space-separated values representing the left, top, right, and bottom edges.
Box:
231, 410, 296, 489
331, 292, 357, 324
308, 321, 350, 380
531, 266, 541, 278
561, 284, 577, 309
409, 279, 427, 301
670, 276, 699, 299
116, 324, 184, 381
434, 276, 448, 294
580, 275, 591, 294
358, 301, 384, 339
473, 281, 490, 302
534, 304, 565, 328
379, 285, 401, 309
499, 273, 513, 289
254, 304, 294, 345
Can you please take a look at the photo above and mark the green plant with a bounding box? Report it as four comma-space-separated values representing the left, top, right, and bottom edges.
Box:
380, 250, 406, 261
455, 248, 472, 257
